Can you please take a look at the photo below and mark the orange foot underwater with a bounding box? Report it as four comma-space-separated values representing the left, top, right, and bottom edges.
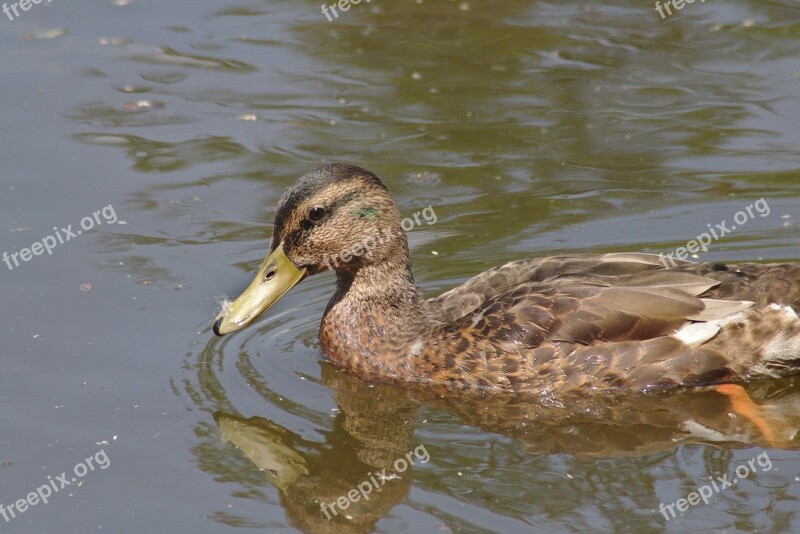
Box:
715, 383, 780, 447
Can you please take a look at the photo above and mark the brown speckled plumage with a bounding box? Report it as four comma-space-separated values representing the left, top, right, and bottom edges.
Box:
225, 163, 800, 396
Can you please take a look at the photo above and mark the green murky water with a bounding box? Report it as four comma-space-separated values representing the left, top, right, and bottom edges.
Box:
2, 1, 800, 532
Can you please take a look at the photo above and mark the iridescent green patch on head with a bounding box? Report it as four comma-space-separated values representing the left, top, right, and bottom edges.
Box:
352, 206, 378, 219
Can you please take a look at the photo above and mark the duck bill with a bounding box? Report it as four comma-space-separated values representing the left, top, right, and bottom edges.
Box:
213, 243, 306, 336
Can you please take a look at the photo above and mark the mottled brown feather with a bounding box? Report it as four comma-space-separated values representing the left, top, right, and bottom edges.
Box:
244, 164, 800, 396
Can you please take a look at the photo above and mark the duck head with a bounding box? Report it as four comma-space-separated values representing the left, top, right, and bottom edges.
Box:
213, 163, 411, 336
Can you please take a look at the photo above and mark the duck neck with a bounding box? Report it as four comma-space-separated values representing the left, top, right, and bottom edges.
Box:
320, 258, 431, 373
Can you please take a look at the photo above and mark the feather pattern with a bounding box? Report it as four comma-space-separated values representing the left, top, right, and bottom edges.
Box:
222, 164, 800, 396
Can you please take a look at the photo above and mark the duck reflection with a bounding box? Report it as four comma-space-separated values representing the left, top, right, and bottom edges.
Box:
214, 364, 423, 533
213, 361, 800, 533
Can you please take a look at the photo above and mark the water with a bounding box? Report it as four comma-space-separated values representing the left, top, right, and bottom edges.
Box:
1, 0, 799, 532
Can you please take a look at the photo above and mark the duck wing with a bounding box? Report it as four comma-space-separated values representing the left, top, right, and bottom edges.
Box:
421, 254, 800, 394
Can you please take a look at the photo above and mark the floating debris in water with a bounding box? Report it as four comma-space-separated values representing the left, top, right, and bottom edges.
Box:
80, 283, 93, 292
123, 100, 165, 110
237, 113, 258, 121
406, 170, 441, 186
95, 435, 117, 446
98, 37, 130, 46
24, 28, 68, 41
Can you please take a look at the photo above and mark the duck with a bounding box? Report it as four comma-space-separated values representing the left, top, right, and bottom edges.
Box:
213, 163, 800, 400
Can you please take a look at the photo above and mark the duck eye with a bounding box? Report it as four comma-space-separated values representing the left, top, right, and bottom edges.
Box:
309, 206, 326, 222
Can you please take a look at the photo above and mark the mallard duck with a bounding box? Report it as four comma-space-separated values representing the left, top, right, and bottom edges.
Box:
213, 163, 800, 397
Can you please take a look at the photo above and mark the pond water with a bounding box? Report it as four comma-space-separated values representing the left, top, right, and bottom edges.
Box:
1, 0, 800, 532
